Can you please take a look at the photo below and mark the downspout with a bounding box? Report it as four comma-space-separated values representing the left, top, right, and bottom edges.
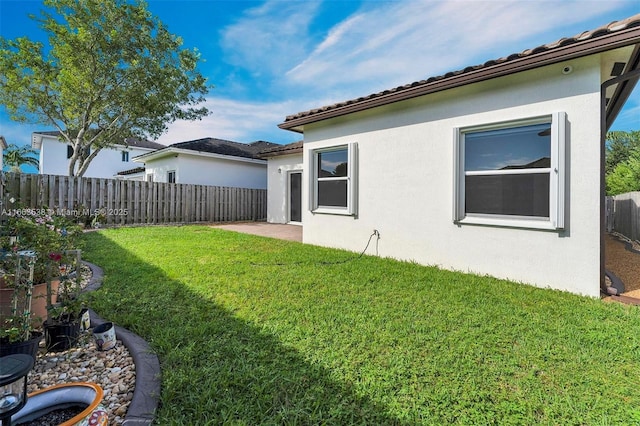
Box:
600, 66, 640, 294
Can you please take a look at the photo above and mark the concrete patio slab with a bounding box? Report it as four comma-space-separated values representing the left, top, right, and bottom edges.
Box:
211, 222, 302, 242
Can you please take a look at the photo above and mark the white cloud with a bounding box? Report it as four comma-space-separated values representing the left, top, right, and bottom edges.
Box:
156, 97, 304, 145
284, 0, 630, 101
0, 121, 40, 149
219, 0, 320, 76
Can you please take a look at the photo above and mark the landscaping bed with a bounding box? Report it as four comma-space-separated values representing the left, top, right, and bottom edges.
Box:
606, 233, 640, 296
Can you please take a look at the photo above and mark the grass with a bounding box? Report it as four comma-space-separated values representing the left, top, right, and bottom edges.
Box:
82, 226, 640, 425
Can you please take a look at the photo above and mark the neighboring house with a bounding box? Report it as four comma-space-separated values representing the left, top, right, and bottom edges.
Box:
260, 141, 303, 224
31, 131, 165, 178
115, 166, 147, 181
278, 15, 640, 297
0, 136, 7, 171
132, 137, 279, 189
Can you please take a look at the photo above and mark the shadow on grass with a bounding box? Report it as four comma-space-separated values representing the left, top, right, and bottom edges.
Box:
84, 231, 407, 425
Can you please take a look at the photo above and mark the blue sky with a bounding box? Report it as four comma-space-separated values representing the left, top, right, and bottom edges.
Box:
1, 0, 639, 156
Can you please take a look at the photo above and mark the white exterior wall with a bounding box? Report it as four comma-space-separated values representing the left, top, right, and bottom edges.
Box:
37, 135, 155, 177
302, 57, 603, 297
266, 154, 303, 223
145, 153, 268, 189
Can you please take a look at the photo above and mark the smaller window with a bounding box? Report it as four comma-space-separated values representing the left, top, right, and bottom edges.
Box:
167, 171, 176, 183
67, 145, 74, 159
146, 174, 153, 182
122, 151, 129, 162
311, 143, 357, 215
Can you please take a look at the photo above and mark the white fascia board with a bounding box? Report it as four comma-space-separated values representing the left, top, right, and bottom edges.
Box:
133, 147, 267, 165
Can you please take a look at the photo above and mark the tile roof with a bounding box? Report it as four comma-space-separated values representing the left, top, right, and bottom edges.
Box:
165, 137, 280, 160
280, 14, 640, 131
259, 141, 303, 158
116, 166, 146, 176
123, 138, 165, 150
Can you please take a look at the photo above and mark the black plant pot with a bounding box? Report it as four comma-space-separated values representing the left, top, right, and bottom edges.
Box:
44, 319, 81, 352
0, 330, 43, 361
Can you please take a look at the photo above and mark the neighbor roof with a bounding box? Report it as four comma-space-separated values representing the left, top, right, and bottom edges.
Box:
168, 138, 278, 159
280, 14, 640, 132
259, 141, 303, 158
133, 137, 280, 163
116, 166, 146, 176
32, 131, 165, 150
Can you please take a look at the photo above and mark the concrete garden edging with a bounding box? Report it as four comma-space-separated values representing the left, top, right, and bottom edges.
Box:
83, 261, 161, 425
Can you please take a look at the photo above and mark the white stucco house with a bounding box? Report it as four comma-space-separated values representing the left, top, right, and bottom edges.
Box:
277, 15, 640, 297
260, 141, 303, 223
31, 131, 165, 178
0, 136, 7, 171
132, 137, 279, 189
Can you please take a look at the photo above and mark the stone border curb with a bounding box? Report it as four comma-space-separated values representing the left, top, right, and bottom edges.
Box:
83, 261, 161, 425
621, 239, 640, 255
610, 232, 640, 255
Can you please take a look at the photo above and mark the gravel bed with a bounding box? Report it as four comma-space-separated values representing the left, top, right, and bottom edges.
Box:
24, 264, 136, 425
606, 233, 640, 294
27, 333, 135, 425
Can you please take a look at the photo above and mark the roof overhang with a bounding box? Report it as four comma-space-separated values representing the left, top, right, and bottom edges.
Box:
132, 147, 267, 165
280, 18, 640, 133
603, 43, 640, 130
258, 141, 303, 159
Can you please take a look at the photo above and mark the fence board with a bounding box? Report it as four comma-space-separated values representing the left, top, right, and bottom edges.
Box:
609, 191, 640, 242
0, 172, 266, 227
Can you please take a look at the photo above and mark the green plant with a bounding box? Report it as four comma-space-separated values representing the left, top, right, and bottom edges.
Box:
1, 205, 82, 284
2, 144, 39, 173
0, 252, 37, 343
0, 0, 209, 177
46, 249, 85, 324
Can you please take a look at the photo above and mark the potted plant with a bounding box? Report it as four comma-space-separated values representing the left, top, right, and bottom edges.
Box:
0, 251, 43, 360
2, 205, 83, 352
44, 249, 86, 352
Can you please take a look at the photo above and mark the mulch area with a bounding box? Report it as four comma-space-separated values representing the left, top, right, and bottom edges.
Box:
605, 233, 640, 298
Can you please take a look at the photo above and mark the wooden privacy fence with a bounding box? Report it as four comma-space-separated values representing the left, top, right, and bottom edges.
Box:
0, 172, 266, 226
606, 191, 640, 242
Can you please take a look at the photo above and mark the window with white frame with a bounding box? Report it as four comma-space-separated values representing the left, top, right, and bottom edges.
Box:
121, 151, 129, 162
453, 112, 565, 230
167, 170, 176, 183
311, 143, 357, 215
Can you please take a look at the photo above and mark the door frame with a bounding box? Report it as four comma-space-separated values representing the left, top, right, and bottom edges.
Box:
287, 170, 303, 225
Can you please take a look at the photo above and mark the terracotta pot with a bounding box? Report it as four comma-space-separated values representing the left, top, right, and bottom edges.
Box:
0, 279, 60, 327
10, 382, 108, 426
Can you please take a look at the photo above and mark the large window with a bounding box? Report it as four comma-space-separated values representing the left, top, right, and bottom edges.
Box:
454, 113, 565, 230
311, 143, 357, 215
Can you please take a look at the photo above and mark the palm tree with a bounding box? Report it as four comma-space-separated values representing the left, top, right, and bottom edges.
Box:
3, 144, 39, 172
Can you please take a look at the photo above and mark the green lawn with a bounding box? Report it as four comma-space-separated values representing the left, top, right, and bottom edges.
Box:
82, 226, 640, 425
